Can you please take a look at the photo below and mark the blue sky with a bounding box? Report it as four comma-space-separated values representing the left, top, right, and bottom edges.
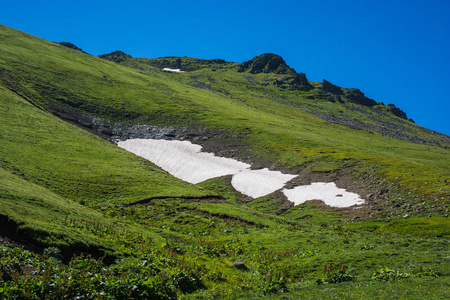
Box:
2, 0, 449, 134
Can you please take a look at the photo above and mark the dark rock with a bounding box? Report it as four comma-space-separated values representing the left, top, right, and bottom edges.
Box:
98, 51, 132, 63
139, 57, 230, 72
239, 53, 313, 91
211, 59, 227, 64
344, 88, 377, 107
322, 79, 344, 95
327, 95, 336, 102
274, 73, 312, 91
58, 42, 84, 53
100, 127, 113, 135
380, 188, 389, 195
172, 58, 182, 69
239, 53, 292, 74
232, 261, 249, 271
386, 104, 408, 119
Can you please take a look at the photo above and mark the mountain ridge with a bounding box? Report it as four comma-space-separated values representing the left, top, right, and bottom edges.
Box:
98, 50, 414, 119
95, 50, 450, 148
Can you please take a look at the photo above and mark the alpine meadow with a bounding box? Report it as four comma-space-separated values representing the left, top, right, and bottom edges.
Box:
0, 25, 449, 299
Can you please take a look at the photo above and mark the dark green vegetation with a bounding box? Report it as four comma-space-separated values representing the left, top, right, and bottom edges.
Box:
1, 24, 449, 298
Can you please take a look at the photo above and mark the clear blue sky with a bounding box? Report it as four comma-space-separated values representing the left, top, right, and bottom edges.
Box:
2, 0, 449, 135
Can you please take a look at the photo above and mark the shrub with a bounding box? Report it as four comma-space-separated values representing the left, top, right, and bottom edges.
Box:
316, 262, 354, 285
372, 267, 410, 281
261, 272, 288, 295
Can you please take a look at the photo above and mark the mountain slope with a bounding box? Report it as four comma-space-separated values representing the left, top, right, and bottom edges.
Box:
0, 25, 449, 299
2, 24, 448, 206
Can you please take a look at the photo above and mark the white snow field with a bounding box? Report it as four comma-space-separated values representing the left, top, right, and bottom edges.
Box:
162, 68, 184, 72
231, 168, 296, 198
117, 139, 250, 184
282, 182, 365, 207
118, 139, 365, 207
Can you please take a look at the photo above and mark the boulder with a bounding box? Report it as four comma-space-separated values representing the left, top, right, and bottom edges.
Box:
232, 261, 249, 271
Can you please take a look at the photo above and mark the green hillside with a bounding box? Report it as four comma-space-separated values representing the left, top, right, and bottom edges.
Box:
0, 24, 449, 299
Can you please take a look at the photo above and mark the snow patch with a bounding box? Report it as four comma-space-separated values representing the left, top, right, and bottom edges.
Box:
282, 182, 364, 207
118, 139, 250, 184
232, 168, 296, 198
162, 68, 184, 73
117, 139, 365, 207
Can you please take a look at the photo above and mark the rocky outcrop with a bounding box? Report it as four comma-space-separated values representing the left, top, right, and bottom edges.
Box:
323, 81, 409, 119
132, 57, 229, 72
151, 58, 183, 70
238, 53, 292, 74
386, 104, 407, 120
239, 53, 313, 91
344, 88, 377, 107
58, 42, 85, 53
274, 73, 312, 91
322, 79, 344, 95
98, 51, 132, 63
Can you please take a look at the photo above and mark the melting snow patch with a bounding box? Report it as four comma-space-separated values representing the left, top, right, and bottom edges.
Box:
162, 68, 184, 73
117, 139, 364, 207
282, 182, 364, 207
231, 168, 296, 198
118, 139, 249, 184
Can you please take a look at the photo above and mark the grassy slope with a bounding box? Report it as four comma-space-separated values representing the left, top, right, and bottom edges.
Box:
0, 85, 207, 203
1, 24, 448, 205
0, 79, 212, 252
0, 25, 449, 299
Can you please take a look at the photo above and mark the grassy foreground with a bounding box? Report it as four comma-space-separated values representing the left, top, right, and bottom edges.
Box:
0, 24, 449, 298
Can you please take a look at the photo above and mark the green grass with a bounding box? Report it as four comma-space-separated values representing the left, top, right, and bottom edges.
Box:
0, 85, 206, 204
0, 24, 449, 299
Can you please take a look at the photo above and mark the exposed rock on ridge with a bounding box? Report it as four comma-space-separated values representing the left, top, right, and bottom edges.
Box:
322, 79, 344, 95
97, 51, 411, 122
149, 57, 229, 71
344, 88, 378, 107
238, 53, 313, 91
98, 51, 132, 63
58, 42, 85, 53
98, 52, 231, 72
386, 104, 408, 120
238, 53, 293, 74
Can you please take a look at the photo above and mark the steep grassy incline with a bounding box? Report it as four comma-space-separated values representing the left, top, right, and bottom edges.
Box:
1, 25, 450, 300
0, 86, 207, 203
1, 24, 447, 216
0, 75, 214, 255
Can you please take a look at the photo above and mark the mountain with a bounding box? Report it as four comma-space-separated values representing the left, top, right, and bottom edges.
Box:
0, 24, 449, 299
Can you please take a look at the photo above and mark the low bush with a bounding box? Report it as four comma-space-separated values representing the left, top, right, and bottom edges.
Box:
316, 262, 355, 285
